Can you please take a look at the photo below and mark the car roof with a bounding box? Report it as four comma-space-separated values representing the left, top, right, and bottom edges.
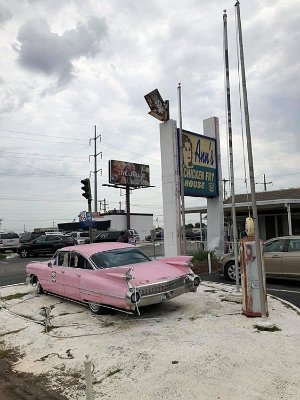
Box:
266, 235, 300, 241
56, 242, 134, 257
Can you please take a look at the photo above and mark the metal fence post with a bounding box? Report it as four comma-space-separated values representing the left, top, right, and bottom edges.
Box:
208, 252, 212, 275
84, 355, 94, 400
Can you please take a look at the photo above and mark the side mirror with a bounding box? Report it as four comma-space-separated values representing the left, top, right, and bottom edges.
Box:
48, 261, 52, 268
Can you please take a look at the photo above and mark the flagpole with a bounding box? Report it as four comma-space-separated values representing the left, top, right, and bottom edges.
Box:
235, 1, 267, 316
223, 10, 240, 292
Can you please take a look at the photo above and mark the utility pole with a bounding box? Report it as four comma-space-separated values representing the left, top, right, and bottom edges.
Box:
256, 174, 272, 191
235, 1, 267, 317
223, 10, 239, 292
89, 125, 102, 213
99, 199, 108, 213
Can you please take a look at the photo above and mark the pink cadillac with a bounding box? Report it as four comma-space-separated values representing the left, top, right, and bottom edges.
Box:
26, 243, 201, 315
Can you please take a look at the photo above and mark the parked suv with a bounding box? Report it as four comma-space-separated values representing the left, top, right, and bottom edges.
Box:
19, 231, 45, 244
94, 231, 123, 243
0, 232, 20, 252
17, 234, 76, 258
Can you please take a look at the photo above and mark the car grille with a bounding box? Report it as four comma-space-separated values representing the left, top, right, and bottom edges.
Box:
138, 277, 186, 297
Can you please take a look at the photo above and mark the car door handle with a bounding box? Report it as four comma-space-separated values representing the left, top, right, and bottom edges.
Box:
271, 255, 281, 258
77, 274, 81, 277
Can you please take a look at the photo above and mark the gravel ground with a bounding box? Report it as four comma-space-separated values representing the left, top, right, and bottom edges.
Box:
0, 282, 299, 400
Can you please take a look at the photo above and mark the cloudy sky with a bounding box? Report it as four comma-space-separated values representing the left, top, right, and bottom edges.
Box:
0, 0, 299, 233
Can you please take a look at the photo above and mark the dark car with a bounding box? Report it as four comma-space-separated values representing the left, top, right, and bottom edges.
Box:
145, 231, 164, 242
94, 231, 124, 243
185, 230, 201, 241
19, 231, 46, 244
17, 234, 76, 258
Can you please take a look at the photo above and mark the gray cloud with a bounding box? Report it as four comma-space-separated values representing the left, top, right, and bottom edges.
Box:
0, 3, 12, 25
15, 16, 108, 87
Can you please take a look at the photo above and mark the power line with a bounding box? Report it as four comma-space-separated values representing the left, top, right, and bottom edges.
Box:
0, 129, 86, 141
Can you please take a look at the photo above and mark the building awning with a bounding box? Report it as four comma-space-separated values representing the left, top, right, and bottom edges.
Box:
58, 220, 111, 232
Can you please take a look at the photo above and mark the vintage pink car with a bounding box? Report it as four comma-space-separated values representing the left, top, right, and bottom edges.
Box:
26, 243, 201, 315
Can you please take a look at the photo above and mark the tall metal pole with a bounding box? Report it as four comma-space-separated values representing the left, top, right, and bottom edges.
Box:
94, 125, 97, 212
223, 10, 240, 292
235, 1, 267, 316
125, 186, 130, 230
90, 125, 102, 213
178, 83, 186, 255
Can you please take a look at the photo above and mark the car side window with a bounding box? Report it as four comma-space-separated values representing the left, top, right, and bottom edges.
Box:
264, 239, 285, 253
57, 251, 70, 267
69, 252, 86, 269
46, 235, 61, 241
287, 239, 300, 252
84, 261, 94, 270
35, 236, 46, 243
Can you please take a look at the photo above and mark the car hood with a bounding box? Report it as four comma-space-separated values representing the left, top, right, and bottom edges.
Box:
104, 256, 192, 285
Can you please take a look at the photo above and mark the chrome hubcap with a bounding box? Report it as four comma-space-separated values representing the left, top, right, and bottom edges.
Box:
89, 302, 100, 312
227, 264, 240, 281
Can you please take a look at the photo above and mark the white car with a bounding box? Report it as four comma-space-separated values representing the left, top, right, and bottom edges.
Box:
69, 231, 90, 245
0, 232, 20, 252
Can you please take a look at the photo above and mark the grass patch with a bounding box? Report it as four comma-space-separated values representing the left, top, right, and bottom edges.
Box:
191, 250, 217, 262
0, 348, 14, 359
254, 324, 281, 332
0, 253, 7, 260
2, 292, 29, 301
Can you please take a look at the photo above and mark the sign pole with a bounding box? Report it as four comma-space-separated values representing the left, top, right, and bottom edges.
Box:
235, 1, 267, 316
126, 185, 131, 230
178, 83, 186, 255
88, 199, 93, 243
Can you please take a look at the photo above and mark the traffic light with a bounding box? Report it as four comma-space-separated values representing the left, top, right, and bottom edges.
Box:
81, 178, 92, 201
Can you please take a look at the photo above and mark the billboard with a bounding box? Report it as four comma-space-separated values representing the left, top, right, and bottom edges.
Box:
109, 160, 150, 187
180, 129, 218, 197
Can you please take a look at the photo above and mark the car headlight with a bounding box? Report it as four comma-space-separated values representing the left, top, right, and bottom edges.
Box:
185, 274, 201, 286
193, 276, 201, 287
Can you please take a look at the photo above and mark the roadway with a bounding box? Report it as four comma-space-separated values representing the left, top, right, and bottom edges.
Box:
1, 244, 300, 308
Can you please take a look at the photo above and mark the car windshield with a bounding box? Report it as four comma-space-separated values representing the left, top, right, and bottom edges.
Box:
90, 247, 151, 269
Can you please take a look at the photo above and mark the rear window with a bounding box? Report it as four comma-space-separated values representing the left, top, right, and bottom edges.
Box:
0, 232, 19, 239
91, 248, 150, 269
80, 232, 89, 238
